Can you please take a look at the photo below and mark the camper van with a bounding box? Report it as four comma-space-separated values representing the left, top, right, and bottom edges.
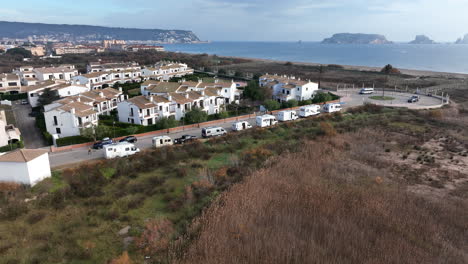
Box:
152, 136, 173, 148
359, 88, 374, 94
322, 103, 342, 113
232, 121, 252, 131
104, 142, 140, 159
202, 127, 227, 138
277, 110, 298, 122
256, 115, 278, 128
299, 105, 321, 117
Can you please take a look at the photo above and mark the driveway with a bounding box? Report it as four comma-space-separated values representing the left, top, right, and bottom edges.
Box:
12, 102, 47, 148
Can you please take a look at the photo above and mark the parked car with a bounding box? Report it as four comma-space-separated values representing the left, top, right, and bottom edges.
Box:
119, 136, 137, 143
359, 88, 374, 94
20, 99, 28, 105
174, 135, 197, 144
92, 138, 114, 149
202, 127, 227, 138
408, 95, 420, 103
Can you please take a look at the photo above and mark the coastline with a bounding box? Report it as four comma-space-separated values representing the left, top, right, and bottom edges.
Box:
219, 55, 468, 78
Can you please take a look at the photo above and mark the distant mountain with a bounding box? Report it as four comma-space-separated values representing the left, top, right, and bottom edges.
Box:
409, 35, 436, 44
455, 34, 468, 44
0, 21, 200, 43
322, 33, 392, 44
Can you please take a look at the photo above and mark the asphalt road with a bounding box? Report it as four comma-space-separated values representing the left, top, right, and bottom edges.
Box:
12, 102, 47, 149
48, 91, 444, 168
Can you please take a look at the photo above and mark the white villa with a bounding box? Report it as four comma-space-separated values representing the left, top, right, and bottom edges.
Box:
259, 74, 319, 102
87, 61, 141, 73
118, 79, 240, 125
0, 149, 51, 186
0, 110, 21, 148
72, 70, 142, 90
0, 73, 22, 94
26, 80, 90, 108
141, 62, 194, 81
33, 66, 79, 82
44, 88, 127, 137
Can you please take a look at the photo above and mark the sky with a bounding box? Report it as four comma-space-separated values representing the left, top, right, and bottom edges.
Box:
1, 0, 467, 42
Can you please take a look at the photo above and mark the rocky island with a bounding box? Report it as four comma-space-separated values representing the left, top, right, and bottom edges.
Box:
409, 35, 436, 44
455, 34, 468, 44
321, 33, 392, 44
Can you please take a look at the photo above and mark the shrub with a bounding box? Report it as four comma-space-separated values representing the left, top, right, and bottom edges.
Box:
263, 100, 281, 111
56, 136, 90, 147
319, 122, 337, 137
184, 108, 208, 124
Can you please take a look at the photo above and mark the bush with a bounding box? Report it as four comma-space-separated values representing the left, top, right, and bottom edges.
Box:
263, 100, 281, 111
184, 108, 208, 124
0, 93, 27, 101
56, 136, 90, 147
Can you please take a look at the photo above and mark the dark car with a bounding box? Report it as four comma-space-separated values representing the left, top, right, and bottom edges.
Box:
92, 138, 114, 149
174, 135, 197, 144
119, 136, 138, 143
408, 95, 419, 103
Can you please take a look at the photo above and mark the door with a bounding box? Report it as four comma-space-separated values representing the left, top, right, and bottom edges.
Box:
242, 122, 246, 130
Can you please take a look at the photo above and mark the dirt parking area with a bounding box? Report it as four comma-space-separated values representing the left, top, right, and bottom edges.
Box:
336, 89, 445, 109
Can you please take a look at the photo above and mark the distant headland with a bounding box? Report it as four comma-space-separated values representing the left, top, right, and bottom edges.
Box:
321, 33, 392, 44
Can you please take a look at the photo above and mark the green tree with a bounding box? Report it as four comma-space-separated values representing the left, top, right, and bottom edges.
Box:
218, 111, 230, 119
312, 92, 333, 104
80, 126, 111, 141
6, 47, 32, 58
263, 100, 281, 111
184, 108, 208, 124
38, 88, 60, 106
218, 68, 227, 75
156, 117, 179, 129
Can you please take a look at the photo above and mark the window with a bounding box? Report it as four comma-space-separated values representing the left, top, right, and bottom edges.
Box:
56, 128, 61, 134
297, 88, 300, 91
177, 104, 181, 109
53, 116, 58, 126
225, 89, 228, 93
125, 148, 130, 151
30, 93, 34, 97
159, 106, 162, 111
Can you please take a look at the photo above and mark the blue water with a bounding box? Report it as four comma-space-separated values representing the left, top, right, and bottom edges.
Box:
164, 42, 468, 74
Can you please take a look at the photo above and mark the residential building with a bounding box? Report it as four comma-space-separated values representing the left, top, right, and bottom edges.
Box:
25, 80, 90, 108
0, 74, 22, 94
13, 66, 38, 86
24, 45, 46, 56
117, 95, 172, 125
54, 46, 104, 55
72, 69, 142, 90
141, 62, 194, 81
86, 61, 141, 73
33, 66, 79, 81
259, 74, 319, 102
44, 88, 126, 137
0, 149, 51, 186
0, 110, 21, 148
127, 45, 165, 52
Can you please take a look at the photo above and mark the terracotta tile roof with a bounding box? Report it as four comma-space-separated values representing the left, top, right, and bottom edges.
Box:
147, 82, 181, 93
82, 72, 109, 78
58, 102, 97, 117
204, 87, 220, 97
0, 149, 48, 163
24, 80, 56, 92
169, 92, 193, 104
0, 73, 20, 81
127, 96, 155, 109
34, 67, 76, 74
142, 80, 160, 86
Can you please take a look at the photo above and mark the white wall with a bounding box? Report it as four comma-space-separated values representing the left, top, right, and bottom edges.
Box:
44, 109, 81, 137
0, 154, 51, 186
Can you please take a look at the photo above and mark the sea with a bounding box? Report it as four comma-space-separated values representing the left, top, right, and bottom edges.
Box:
163, 41, 468, 74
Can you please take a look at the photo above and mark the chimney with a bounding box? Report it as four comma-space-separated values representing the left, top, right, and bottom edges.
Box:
185, 93, 189, 99
99, 92, 104, 97
201, 90, 205, 96
149, 96, 154, 102
118, 87, 122, 93
215, 79, 219, 84
70, 108, 75, 115
167, 95, 172, 101
198, 78, 202, 83
77, 96, 81, 102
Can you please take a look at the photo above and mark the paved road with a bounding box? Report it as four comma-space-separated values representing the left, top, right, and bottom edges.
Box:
12, 102, 47, 149
48, 91, 444, 168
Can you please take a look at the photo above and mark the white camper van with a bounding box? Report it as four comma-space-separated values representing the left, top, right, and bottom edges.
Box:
152, 136, 173, 148
256, 115, 278, 128
322, 103, 342, 113
232, 121, 252, 131
277, 110, 298, 122
359, 88, 374, 94
299, 105, 321, 117
104, 142, 140, 159
202, 127, 227, 138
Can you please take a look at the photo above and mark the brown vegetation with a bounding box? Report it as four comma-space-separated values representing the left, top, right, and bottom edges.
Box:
179, 134, 468, 264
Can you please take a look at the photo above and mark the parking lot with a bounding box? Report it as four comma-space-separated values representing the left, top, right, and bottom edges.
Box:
336, 89, 445, 109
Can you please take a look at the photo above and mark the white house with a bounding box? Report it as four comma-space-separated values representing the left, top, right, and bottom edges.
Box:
259, 74, 318, 102
117, 95, 172, 125
0, 74, 22, 94
26, 80, 90, 108
0, 110, 21, 148
141, 62, 194, 81
13, 66, 38, 86
72, 70, 141, 90
0, 149, 51, 186
33, 67, 78, 82
44, 88, 126, 137
87, 61, 141, 73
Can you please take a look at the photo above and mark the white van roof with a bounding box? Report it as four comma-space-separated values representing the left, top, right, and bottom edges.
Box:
153, 135, 171, 139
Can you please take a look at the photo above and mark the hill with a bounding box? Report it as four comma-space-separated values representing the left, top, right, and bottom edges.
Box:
409, 35, 436, 44
0, 21, 200, 43
322, 33, 393, 44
